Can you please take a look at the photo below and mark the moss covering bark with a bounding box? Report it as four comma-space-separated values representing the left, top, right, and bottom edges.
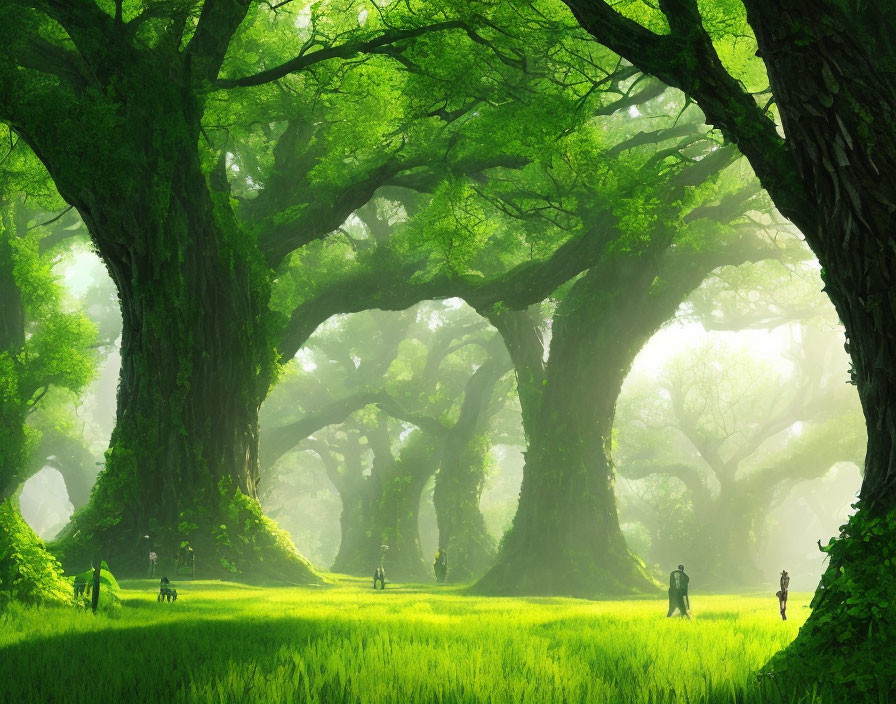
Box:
762, 505, 896, 697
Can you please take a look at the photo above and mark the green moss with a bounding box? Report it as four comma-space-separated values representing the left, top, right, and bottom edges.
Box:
214, 478, 327, 584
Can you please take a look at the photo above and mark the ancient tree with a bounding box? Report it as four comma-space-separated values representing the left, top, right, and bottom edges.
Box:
559, 0, 896, 688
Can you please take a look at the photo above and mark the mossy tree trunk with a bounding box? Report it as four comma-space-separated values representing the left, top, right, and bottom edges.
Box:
476, 261, 662, 596
740, 1, 896, 689
432, 355, 508, 582
14, 55, 318, 581
478, 237, 777, 596
58, 151, 314, 578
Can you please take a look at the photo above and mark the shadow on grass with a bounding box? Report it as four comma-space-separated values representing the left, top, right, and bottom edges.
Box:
0, 615, 340, 704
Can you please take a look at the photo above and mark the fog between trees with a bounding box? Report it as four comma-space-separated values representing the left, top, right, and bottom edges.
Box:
22, 241, 863, 592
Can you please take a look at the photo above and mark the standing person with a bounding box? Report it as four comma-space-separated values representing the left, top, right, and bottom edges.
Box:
373, 544, 388, 590
433, 547, 448, 583
667, 564, 691, 619
777, 570, 790, 621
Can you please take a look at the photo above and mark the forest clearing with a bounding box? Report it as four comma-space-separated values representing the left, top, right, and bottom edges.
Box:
2, 0, 895, 701
1, 579, 814, 704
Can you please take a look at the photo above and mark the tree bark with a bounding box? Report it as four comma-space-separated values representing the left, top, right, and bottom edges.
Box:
46, 119, 318, 581
739, 2, 896, 689
476, 260, 664, 596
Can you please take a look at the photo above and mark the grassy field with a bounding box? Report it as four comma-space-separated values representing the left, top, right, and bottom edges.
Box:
0, 577, 824, 704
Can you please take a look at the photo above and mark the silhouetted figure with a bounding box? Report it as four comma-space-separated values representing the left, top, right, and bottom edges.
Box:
158, 576, 177, 602
91, 555, 102, 613
373, 544, 388, 589
777, 570, 790, 620
433, 547, 448, 583
667, 564, 691, 619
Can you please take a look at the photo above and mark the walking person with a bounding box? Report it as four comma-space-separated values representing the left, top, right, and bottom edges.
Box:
667, 564, 691, 619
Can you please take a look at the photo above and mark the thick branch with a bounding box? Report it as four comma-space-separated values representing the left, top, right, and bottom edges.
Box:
621, 461, 712, 508
276, 216, 613, 363
186, 0, 252, 83
217, 21, 468, 89
375, 394, 448, 438
260, 391, 381, 470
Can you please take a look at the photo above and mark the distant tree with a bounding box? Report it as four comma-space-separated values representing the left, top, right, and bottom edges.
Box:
260, 304, 513, 581
616, 328, 864, 586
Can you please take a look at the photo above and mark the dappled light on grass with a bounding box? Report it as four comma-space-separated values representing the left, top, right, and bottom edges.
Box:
0, 579, 823, 703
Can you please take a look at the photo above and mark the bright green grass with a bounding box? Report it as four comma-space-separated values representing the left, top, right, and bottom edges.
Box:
0, 578, 827, 703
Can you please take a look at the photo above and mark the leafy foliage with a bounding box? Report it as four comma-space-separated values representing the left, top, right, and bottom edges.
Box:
0, 499, 71, 608
763, 504, 896, 695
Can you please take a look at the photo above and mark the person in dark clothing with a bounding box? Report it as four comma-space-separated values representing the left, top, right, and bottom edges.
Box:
777, 570, 790, 620
433, 547, 448, 583
667, 564, 691, 619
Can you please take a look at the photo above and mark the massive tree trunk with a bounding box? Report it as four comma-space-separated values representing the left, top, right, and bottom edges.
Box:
331, 425, 437, 582
432, 356, 507, 582
41, 97, 318, 581
477, 239, 769, 596
739, 2, 896, 690
476, 261, 662, 596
